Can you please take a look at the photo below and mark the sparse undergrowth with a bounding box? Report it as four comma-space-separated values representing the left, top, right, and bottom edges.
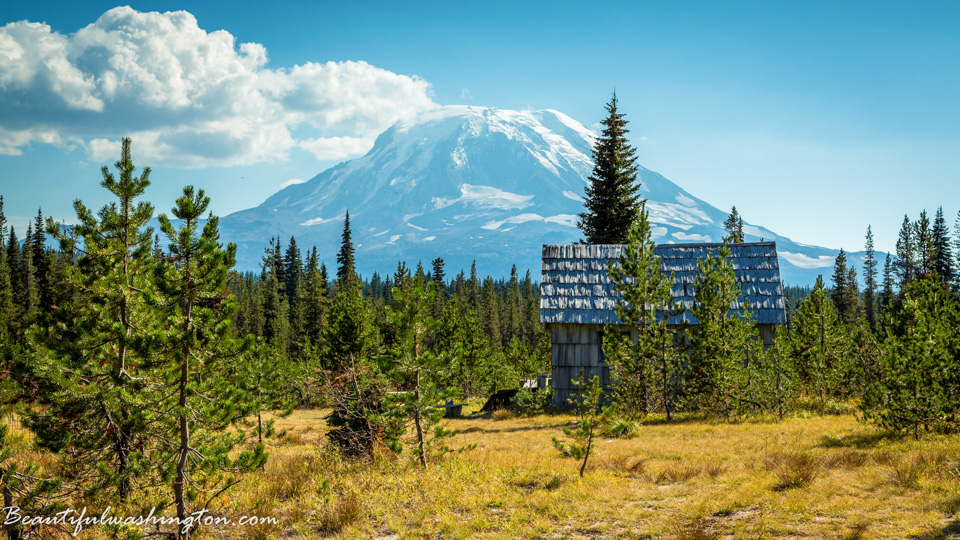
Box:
18, 406, 960, 539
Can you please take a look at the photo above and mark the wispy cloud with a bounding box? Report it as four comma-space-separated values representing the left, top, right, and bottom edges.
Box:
460, 88, 473, 100
0, 7, 437, 167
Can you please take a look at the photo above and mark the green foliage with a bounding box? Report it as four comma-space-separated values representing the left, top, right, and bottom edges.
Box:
790, 276, 854, 409
723, 206, 744, 243
153, 186, 266, 535
577, 92, 643, 244
553, 374, 618, 477
24, 137, 157, 500
511, 385, 553, 416
604, 203, 684, 419
684, 242, 762, 417
860, 278, 960, 437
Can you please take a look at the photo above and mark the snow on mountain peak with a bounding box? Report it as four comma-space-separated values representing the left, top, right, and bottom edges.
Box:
221, 105, 856, 285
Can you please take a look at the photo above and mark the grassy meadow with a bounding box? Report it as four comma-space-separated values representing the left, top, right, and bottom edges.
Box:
7, 402, 960, 539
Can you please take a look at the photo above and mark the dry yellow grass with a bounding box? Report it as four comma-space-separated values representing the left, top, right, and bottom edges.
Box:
8, 405, 960, 539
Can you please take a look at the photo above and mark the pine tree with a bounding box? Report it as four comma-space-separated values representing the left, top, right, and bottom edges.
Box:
577, 92, 644, 244
863, 226, 879, 330
685, 243, 761, 416
932, 206, 953, 283
860, 278, 960, 437
723, 206, 745, 243
604, 203, 684, 419
30, 208, 51, 315
154, 186, 265, 539
25, 137, 157, 500
385, 273, 453, 469
790, 276, 852, 409
337, 211, 356, 285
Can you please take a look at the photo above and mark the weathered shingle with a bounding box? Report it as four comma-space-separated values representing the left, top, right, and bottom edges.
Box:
540, 242, 787, 325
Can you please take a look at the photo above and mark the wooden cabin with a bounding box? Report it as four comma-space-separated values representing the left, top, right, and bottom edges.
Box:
540, 242, 787, 407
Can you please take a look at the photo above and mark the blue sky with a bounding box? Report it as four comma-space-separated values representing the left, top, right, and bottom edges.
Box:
1, 1, 959, 256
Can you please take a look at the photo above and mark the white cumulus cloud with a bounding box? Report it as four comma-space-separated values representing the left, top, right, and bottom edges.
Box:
0, 7, 437, 166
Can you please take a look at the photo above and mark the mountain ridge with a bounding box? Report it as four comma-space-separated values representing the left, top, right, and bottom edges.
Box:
220, 105, 869, 286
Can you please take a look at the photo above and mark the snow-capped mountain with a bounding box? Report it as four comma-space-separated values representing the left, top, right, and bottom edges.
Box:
221, 105, 862, 285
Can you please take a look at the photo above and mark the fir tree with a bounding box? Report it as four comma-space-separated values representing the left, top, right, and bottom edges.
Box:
915, 210, 935, 279
830, 248, 850, 320
154, 186, 265, 539
431, 257, 446, 289
283, 235, 303, 302
723, 206, 745, 243
577, 92, 643, 244
337, 211, 356, 285
932, 206, 953, 283
863, 226, 879, 330
881, 253, 896, 312
895, 214, 916, 289
385, 273, 454, 468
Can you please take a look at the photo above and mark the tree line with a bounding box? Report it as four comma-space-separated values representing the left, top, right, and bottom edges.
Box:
0, 139, 548, 539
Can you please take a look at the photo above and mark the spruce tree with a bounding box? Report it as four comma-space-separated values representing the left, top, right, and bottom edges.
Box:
577, 92, 644, 244
283, 236, 303, 302
932, 206, 953, 283
153, 186, 265, 539
723, 206, 745, 243
863, 226, 879, 330
337, 211, 356, 285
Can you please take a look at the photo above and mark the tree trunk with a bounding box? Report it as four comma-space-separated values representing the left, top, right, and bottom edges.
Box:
175, 347, 190, 540
414, 369, 427, 469
1, 468, 19, 540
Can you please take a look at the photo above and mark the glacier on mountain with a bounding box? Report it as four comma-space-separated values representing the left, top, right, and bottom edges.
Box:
220, 105, 867, 285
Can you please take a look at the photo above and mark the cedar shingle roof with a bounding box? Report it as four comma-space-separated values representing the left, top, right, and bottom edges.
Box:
540, 242, 787, 325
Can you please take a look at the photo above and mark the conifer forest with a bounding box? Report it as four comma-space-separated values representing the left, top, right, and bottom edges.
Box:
2, 129, 960, 538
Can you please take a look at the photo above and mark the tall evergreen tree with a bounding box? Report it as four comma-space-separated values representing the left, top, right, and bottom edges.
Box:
337, 211, 356, 285
895, 215, 916, 290
830, 248, 855, 323
915, 210, 935, 279
881, 253, 896, 312
154, 186, 265, 539
723, 206, 745, 243
932, 206, 953, 283
863, 226, 878, 330
26, 137, 157, 500
283, 236, 303, 301
577, 92, 643, 244
431, 257, 446, 289
0, 198, 11, 341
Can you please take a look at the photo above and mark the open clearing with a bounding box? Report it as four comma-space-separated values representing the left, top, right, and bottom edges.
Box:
222, 403, 960, 539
